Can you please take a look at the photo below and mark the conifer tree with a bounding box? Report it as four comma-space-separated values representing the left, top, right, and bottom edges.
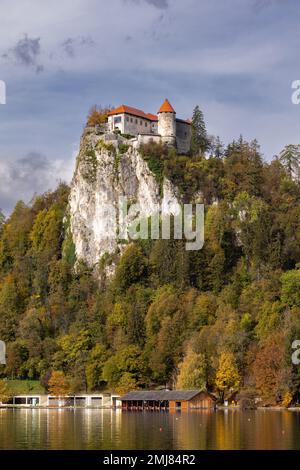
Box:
0, 211, 5, 235
190, 105, 209, 156
279, 144, 300, 179
213, 136, 224, 159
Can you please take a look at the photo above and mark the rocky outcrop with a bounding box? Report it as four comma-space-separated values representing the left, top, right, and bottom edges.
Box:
69, 128, 181, 276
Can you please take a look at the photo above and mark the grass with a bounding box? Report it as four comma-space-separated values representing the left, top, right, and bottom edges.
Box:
6, 380, 45, 395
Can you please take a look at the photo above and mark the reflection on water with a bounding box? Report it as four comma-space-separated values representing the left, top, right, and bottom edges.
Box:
0, 408, 300, 450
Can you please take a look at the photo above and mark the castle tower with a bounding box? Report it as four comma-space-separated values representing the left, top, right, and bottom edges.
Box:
157, 99, 176, 145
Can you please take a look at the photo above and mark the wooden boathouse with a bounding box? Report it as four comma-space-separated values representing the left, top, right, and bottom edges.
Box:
120, 390, 216, 411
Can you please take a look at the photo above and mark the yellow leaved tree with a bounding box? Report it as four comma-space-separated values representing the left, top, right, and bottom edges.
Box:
215, 351, 240, 402
0, 379, 12, 404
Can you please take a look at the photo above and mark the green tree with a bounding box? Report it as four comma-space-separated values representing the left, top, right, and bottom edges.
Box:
86, 344, 108, 391
210, 135, 224, 158
190, 105, 209, 156
278, 144, 300, 179
114, 245, 148, 292
223, 138, 263, 199
0, 274, 21, 341
176, 349, 207, 390
115, 372, 138, 395
281, 268, 300, 307
0, 210, 5, 236
149, 239, 189, 288
102, 345, 145, 389
0, 201, 33, 270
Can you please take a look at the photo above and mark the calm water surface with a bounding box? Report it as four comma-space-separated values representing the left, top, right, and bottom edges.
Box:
0, 408, 300, 450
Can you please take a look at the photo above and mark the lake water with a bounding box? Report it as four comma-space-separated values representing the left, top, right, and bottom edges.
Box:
0, 408, 300, 450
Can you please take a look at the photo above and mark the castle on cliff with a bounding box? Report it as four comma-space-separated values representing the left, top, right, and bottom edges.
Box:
107, 98, 191, 154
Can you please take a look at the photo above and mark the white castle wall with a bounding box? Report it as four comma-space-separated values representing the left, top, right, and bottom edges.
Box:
136, 134, 161, 146
109, 114, 158, 136
158, 112, 176, 139
108, 109, 191, 154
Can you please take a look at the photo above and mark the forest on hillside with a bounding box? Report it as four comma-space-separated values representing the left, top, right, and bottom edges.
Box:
1, 107, 300, 406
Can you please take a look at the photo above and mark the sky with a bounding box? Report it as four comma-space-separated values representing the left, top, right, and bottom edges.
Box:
1, 0, 300, 213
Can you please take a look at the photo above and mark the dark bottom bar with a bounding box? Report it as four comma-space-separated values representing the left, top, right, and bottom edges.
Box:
0, 450, 298, 468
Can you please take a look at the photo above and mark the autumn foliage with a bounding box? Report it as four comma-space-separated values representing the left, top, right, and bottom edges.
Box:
0, 379, 12, 404
251, 335, 288, 404
87, 105, 111, 127
48, 371, 70, 397
215, 352, 240, 401
1, 134, 300, 405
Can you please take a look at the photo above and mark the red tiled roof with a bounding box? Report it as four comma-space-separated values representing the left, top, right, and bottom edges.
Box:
108, 101, 179, 120
146, 113, 158, 121
158, 98, 175, 113
108, 105, 157, 121
176, 117, 192, 125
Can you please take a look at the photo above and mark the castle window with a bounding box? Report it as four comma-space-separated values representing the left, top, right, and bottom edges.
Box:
135, 119, 138, 124
130, 117, 133, 122
140, 120, 142, 125
126, 116, 129, 121
114, 116, 122, 123
145, 122, 147, 127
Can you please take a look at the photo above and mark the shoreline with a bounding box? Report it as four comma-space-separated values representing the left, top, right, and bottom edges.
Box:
1, 404, 300, 411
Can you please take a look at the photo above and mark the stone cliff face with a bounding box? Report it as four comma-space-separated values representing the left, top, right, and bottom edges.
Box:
69, 128, 180, 276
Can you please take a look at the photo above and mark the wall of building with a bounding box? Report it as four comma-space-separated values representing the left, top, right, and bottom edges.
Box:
108, 112, 191, 153
109, 114, 157, 136
124, 114, 154, 135
169, 400, 188, 411
189, 394, 215, 409
9, 393, 121, 408
108, 115, 124, 133
176, 120, 191, 154
136, 134, 161, 146
158, 112, 176, 139
169, 394, 215, 410
12, 395, 48, 406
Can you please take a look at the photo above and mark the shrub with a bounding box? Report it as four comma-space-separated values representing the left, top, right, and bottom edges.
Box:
139, 141, 169, 190
118, 144, 129, 154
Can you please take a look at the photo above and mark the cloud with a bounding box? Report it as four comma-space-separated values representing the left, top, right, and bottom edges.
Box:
252, 0, 284, 11
145, 0, 168, 8
61, 36, 95, 58
125, 0, 168, 9
13, 34, 40, 66
0, 152, 74, 214
0, 0, 300, 215
2, 34, 43, 73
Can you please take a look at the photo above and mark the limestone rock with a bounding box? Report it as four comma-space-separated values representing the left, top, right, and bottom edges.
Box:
69, 129, 181, 277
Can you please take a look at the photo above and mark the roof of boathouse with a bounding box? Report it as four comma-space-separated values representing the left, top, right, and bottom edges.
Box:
120, 390, 215, 401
